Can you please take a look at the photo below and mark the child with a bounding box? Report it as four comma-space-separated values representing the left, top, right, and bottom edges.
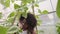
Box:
19, 13, 37, 34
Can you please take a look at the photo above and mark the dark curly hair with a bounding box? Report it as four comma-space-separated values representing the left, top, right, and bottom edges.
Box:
19, 13, 37, 34
26, 13, 37, 29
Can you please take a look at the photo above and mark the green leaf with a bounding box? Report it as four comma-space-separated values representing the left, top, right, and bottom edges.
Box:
9, 27, 17, 31
16, 11, 22, 19
35, 15, 42, 26
22, 0, 27, 5
21, 0, 33, 4
34, 4, 39, 7
0, 12, 2, 19
14, 4, 21, 9
11, 0, 14, 3
35, 15, 39, 19
56, 0, 60, 18
8, 26, 18, 33
26, 0, 33, 3
0, 26, 8, 34
22, 11, 27, 18
38, 30, 44, 34
0, 0, 10, 7
4, 0, 10, 7
56, 22, 60, 34
19, 29, 22, 32
38, 9, 42, 14
24, 7, 28, 11
37, 20, 42, 26
6, 17, 14, 23
0, 0, 4, 4
8, 12, 15, 18
42, 10, 48, 14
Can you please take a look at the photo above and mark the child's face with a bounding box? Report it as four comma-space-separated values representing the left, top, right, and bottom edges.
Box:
19, 19, 28, 31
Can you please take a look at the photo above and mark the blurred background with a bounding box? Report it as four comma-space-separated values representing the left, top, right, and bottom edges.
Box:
0, 0, 60, 34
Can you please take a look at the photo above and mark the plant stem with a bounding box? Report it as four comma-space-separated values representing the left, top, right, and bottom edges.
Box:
31, 1, 35, 19
11, 11, 19, 26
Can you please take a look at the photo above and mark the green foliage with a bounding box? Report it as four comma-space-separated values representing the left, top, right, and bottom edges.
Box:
37, 20, 42, 26
4, 0, 10, 7
56, 23, 60, 34
8, 26, 19, 33
23, 7, 28, 11
0, 12, 2, 19
19, 6, 28, 18
14, 4, 21, 9
0, 0, 4, 4
57, 26, 60, 34
21, 0, 33, 4
0, 0, 10, 8
35, 15, 42, 26
22, 11, 27, 18
11, 0, 14, 3
0, 0, 46, 34
7, 12, 16, 23
8, 27, 17, 31
34, 4, 39, 7
42, 10, 48, 14
36, 30, 44, 34
56, 0, 60, 18
19, 29, 23, 32
16, 11, 21, 19
8, 12, 16, 18
38, 9, 42, 14
6, 17, 14, 23
36, 27, 44, 34
8, 26, 22, 34
0, 0, 10, 7
38, 9, 48, 14
35, 15, 39, 18
0, 26, 8, 34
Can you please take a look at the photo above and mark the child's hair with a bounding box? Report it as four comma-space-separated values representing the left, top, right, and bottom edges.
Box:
19, 13, 37, 34
26, 13, 37, 29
